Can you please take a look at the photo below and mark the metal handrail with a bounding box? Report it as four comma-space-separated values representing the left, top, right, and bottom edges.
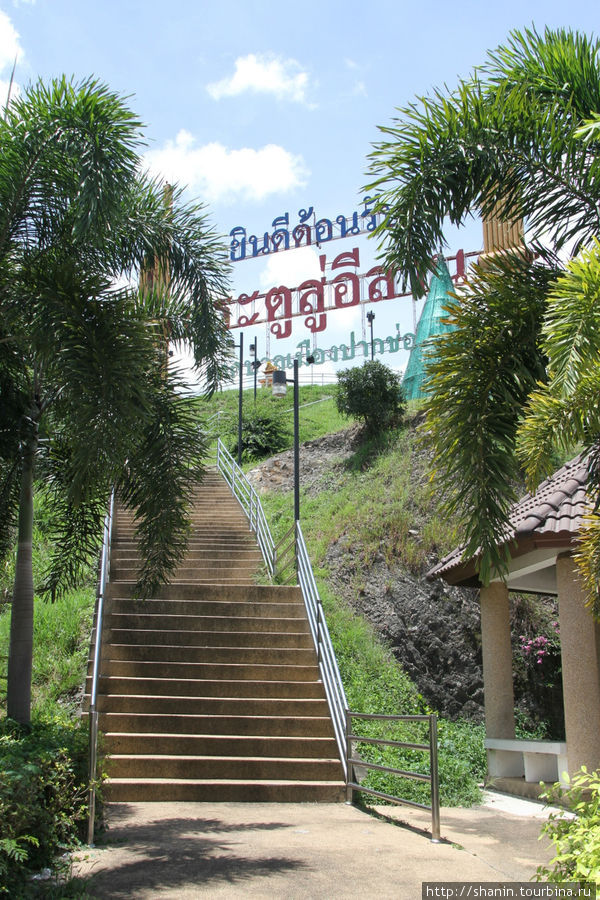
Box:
213, 440, 349, 772
345, 711, 440, 842
296, 522, 348, 776
87, 491, 114, 845
215, 439, 275, 575
211, 441, 439, 830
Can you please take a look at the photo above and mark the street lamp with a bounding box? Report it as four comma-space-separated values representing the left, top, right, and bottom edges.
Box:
234, 332, 244, 465
366, 310, 376, 360
272, 355, 314, 522
249, 337, 260, 401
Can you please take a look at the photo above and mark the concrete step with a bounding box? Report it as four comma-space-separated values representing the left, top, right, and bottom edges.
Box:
106, 754, 342, 781
106, 583, 302, 603
102, 732, 338, 758
94, 660, 320, 681
110, 563, 261, 581
96, 695, 330, 717
106, 629, 314, 648
94, 475, 344, 805
110, 549, 263, 562
106, 598, 306, 619
104, 643, 317, 665
103, 778, 346, 803
93, 712, 335, 737
105, 612, 310, 634
95, 675, 326, 699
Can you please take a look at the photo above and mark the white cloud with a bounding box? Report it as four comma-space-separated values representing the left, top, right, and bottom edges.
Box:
207, 53, 315, 106
0, 10, 22, 110
0, 10, 23, 72
144, 130, 309, 204
259, 246, 321, 290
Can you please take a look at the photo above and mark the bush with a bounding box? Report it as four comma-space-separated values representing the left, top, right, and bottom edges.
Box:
536, 767, 600, 885
336, 361, 405, 434
227, 395, 291, 462
0, 714, 91, 894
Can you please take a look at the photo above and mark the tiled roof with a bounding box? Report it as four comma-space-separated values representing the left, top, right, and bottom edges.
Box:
427, 454, 591, 584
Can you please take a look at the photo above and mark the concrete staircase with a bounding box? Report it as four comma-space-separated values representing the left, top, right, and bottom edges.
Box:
88, 469, 345, 802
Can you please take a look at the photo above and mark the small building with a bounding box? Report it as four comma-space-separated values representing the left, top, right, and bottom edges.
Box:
427, 454, 600, 797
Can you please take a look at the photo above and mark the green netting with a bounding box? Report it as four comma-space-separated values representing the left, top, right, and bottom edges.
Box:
403, 257, 456, 401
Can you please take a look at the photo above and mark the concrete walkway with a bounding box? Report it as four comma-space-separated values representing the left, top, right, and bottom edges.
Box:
72, 792, 557, 899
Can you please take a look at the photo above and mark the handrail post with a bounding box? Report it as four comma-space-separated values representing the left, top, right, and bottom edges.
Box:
317, 604, 323, 665
87, 709, 98, 844
86, 491, 113, 845
429, 714, 441, 842
345, 710, 353, 802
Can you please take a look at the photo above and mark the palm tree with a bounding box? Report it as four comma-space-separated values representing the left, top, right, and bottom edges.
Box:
0, 77, 232, 724
365, 26, 600, 586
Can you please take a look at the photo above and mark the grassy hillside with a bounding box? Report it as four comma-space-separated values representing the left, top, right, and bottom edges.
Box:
201, 385, 487, 805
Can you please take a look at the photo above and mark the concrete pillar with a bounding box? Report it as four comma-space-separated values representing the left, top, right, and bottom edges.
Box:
480, 581, 515, 739
557, 553, 600, 776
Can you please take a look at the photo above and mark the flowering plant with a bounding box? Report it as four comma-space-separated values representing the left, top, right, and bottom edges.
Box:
519, 621, 560, 665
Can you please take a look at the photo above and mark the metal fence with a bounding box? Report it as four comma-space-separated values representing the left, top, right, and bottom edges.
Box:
345, 712, 440, 842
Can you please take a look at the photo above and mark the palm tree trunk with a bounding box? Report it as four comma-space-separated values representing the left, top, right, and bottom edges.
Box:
7, 428, 37, 724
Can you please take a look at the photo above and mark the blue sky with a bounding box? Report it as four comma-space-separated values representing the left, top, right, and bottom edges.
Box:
2, 0, 598, 387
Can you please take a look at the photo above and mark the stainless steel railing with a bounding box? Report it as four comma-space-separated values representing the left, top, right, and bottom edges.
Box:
213, 439, 348, 776
345, 712, 440, 842
296, 522, 349, 777
213, 440, 439, 829
215, 439, 275, 576
87, 491, 114, 845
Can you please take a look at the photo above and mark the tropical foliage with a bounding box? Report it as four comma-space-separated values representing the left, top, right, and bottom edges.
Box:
336, 360, 405, 434
366, 26, 600, 588
226, 395, 292, 462
0, 77, 231, 722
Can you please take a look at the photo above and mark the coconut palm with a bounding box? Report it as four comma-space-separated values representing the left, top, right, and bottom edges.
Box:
365, 26, 600, 585
0, 77, 231, 723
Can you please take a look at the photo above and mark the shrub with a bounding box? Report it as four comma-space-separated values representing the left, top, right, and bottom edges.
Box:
336, 361, 405, 434
0, 714, 91, 894
227, 395, 291, 462
536, 767, 600, 885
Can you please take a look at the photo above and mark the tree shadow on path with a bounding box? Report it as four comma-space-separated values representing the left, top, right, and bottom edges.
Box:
80, 810, 309, 898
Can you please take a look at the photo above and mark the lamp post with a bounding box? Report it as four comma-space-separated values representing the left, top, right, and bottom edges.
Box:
235, 332, 243, 465
272, 360, 300, 522
272, 354, 314, 522
249, 337, 259, 401
366, 310, 375, 360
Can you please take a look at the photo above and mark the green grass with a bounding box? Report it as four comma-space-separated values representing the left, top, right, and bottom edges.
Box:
0, 588, 95, 719
258, 418, 484, 806
196, 383, 352, 457
262, 421, 460, 574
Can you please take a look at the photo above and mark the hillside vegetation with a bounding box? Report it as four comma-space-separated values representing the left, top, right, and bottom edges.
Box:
201, 384, 488, 805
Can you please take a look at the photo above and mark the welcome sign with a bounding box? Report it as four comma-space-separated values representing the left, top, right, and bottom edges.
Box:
227, 199, 478, 366
233, 329, 416, 375
227, 198, 387, 262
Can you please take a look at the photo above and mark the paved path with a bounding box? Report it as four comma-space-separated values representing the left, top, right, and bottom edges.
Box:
72, 793, 556, 899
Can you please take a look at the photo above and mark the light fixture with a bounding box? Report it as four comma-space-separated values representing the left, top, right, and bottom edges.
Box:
272, 369, 287, 398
